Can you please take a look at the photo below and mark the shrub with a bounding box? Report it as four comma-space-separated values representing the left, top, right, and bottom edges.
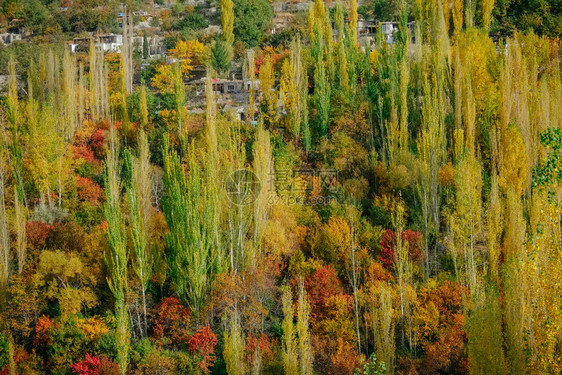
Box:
70, 353, 119, 375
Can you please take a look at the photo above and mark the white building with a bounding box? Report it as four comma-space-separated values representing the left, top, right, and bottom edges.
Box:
0, 32, 23, 45
68, 34, 123, 53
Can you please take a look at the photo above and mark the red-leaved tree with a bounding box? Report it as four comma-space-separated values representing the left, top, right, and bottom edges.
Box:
187, 325, 218, 374
76, 177, 103, 204
26, 221, 54, 248
304, 266, 344, 319
379, 229, 422, 269
153, 297, 191, 347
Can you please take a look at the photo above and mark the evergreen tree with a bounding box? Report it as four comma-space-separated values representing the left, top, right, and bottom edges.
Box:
143, 31, 149, 59
211, 37, 233, 76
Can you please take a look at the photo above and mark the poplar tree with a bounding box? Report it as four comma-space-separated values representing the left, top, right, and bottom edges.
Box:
224, 311, 245, 375
452, 0, 463, 34
252, 123, 272, 256
162, 140, 213, 315
312, 23, 330, 139
125, 130, 153, 337
450, 154, 482, 293
482, 0, 494, 30
78, 62, 85, 127
204, 73, 226, 275
392, 199, 415, 351
322, 11, 335, 84
0, 159, 8, 292
89, 40, 99, 120
346, 205, 362, 354
104, 126, 129, 375
121, 8, 133, 94
7, 56, 26, 209
174, 63, 187, 146
416, 74, 446, 276
335, 1, 350, 92
397, 14, 410, 155
467, 284, 506, 375
465, 0, 474, 28
349, 0, 358, 45
373, 283, 395, 373
247, 49, 257, 121
14, 187, 26, 275
498, 126, 528, 374
62, 49, 77, 139
47, 49, 57, 99
297, 280, 313, 375
398, 57, 409, 155
139, 83, 149, 128
38, 50, 47, 102
487, 172, 502, 283
225, 127, 252, 272
258, 55, 277, 125
282, 286, 298, 375
280, 38, 307, 144
221, 0, 235, 46
119, 55, 130, 127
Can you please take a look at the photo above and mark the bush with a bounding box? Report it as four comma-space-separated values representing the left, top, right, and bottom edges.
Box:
70, 353, 119, 375
176, 13, 209, 31
47, 317, 88, 373
0, 333, 9, 372
95, 333, 118, 361
31, 204, 69, 224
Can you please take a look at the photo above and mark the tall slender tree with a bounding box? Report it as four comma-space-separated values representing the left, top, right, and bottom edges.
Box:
125, 130, 153, 337
104, 126, 129, 375
297, 279, 313, 375
282, 286, 298, 375
224, 311, 245, 375
221, 0, 235, 46
0, 158, 8, 293
162, 139, 213, 314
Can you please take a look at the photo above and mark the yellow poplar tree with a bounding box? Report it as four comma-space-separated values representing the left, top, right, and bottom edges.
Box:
221, 0, 234, 46
349, 0, 358, 45
282, 286, 298, 375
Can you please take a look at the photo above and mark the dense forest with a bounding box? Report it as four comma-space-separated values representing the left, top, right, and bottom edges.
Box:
0, 0, 561, 374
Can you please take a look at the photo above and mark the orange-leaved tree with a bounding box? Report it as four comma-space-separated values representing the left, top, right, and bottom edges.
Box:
151, 40, 204, 92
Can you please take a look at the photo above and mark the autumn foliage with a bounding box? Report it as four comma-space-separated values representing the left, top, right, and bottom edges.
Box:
26, 221, 54, 248
187, 325, 218, 374
70, 354, 120, 375
153, 297, 191, 346
0, 4, 560, 375
304, 266, 344, 319
378, 229, 422, 269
